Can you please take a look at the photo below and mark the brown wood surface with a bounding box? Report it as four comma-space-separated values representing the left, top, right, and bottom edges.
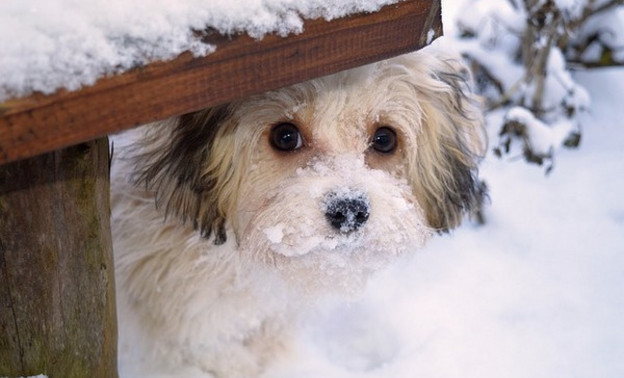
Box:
0, 139, 117, 377
0, 0, 441, 164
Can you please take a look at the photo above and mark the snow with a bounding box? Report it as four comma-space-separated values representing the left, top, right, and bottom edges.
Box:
264, 223, 286, 244
578, 6, 624, 62
0, 0, 399, 102
504, 106, 575, 157
426, 28, 436, 44
553, 0, 584, 19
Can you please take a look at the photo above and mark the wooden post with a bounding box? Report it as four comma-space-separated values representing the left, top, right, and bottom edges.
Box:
0, 139, 117, 377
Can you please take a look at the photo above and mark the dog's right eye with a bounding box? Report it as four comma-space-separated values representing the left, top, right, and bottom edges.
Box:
270, 123, 303, 151
371, 126, 398, 154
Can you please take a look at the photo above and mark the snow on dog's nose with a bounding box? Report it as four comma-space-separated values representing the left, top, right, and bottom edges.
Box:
323, 189, 370, 233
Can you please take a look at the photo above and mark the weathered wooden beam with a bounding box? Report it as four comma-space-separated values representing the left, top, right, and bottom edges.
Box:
0, 139, 117, 377
0, 0, 441, 164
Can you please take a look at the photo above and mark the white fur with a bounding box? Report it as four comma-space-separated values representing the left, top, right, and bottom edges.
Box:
112, 49, 485, 377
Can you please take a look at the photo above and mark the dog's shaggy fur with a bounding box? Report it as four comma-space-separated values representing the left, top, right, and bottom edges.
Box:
112, 49, 485, 377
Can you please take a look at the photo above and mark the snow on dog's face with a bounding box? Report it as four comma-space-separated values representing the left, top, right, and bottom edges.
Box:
133, 51, 485, 292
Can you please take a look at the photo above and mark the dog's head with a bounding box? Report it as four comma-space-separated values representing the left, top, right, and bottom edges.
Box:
133, 50, 485, 292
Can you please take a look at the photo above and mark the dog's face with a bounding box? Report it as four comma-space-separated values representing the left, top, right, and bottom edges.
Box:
133, 51, 485, 292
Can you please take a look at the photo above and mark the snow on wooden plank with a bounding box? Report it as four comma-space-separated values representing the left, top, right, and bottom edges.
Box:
0, 0, 441, 164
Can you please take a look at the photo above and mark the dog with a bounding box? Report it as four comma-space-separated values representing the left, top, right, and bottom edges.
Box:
111, 48, 485, 377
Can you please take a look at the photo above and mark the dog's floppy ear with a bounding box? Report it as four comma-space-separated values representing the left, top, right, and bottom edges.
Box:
405, 54, 487, 231
132, 106, 232, 244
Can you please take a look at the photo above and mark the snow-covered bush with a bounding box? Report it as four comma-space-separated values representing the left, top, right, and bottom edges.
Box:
455, 0, 623, 172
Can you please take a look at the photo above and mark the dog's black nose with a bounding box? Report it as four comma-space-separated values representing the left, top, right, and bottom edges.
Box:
324, 191, 370, 233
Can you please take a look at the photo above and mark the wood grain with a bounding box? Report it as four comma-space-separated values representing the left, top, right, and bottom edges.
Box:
0, 139, 117, 377
0, 0, 441, 164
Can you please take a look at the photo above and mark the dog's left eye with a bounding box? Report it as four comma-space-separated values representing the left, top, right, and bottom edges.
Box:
270, 123, 303, 151
371, 126, 398, 153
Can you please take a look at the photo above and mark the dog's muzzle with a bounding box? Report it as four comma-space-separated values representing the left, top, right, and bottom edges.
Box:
323, 189, 370, 233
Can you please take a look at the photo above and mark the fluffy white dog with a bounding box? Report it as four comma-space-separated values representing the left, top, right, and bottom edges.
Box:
111, 49, 485, 377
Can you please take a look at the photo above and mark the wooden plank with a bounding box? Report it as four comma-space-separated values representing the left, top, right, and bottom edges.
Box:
0, 0, 441, 164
